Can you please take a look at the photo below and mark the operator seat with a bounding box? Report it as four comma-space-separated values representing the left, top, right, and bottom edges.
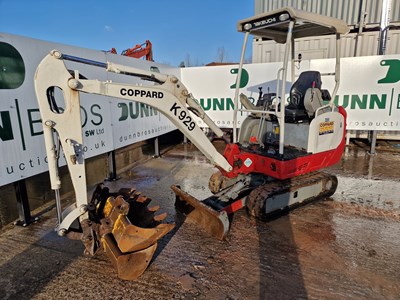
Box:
285, 71, 322, 123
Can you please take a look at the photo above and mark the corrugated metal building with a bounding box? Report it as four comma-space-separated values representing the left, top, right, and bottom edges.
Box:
253, 0, 400, 63
255, 0, 400, 25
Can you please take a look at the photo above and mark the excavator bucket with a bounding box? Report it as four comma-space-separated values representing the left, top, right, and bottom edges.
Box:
102, 234, 158, 280
92, 185, 174, 280
171, 185, 230, 240
111, 214, 173, 253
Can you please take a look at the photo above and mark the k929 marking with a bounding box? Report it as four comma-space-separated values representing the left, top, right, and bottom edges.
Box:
170, 103, 196, 131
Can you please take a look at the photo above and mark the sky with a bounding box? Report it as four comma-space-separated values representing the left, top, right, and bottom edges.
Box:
0, 0, 254, 67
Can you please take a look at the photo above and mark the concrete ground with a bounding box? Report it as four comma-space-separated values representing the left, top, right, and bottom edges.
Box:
0, 140, 399, 300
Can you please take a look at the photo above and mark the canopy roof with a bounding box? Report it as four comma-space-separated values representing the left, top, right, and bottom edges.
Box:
237, 7, 349, 43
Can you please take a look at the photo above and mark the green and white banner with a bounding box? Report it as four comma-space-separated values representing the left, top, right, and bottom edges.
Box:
313, 56, 400, 131
1, 32, 399, 186
182, 55, 400, 131
0, 33, 175, 186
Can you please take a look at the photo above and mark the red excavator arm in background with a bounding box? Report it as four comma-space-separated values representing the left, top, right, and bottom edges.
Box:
110, 40, 153, 61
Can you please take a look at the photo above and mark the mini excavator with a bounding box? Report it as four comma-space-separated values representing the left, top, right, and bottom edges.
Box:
110, 40, 153, 61
34, 7, 349, 280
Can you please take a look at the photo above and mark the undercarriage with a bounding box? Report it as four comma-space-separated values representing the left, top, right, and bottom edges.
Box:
173, 170, 338, 239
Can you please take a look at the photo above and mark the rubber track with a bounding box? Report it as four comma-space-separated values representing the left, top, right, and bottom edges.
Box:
247, 171, 338, 220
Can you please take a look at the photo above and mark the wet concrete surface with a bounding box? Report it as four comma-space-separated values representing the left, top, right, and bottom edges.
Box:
0, 140, 399, 299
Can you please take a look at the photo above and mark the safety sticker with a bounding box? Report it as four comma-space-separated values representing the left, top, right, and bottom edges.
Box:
319, 121, 334, 135
244, 158, 253, 167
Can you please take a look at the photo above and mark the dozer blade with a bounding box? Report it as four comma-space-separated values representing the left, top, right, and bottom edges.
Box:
171, 185, 230, 240
92, 185, 174, 280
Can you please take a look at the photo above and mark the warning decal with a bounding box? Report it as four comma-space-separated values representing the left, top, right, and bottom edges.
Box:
319, 121, 334, 135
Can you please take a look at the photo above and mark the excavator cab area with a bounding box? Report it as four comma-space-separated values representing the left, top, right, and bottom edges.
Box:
224, 7, 350, 180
